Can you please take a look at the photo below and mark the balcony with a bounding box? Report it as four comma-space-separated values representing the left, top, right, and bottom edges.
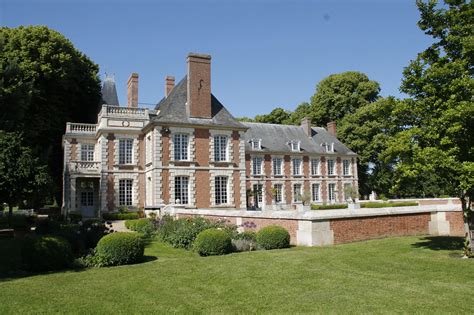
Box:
69, 161, 101, 174
98, 105, 148, 119
66, 123, 97, 135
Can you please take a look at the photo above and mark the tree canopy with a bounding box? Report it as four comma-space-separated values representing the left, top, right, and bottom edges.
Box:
0, 26, 101, 205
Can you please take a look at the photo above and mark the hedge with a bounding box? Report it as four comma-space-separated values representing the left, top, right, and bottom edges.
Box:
125, 219, 154, 237
21, 235, 73, 271
96, 232, 144, 266
360, 202, 418, 208
256, 225, 290, 250
103, 212, 139, 220
311, 204, 348, 210
194, 228, 233, 256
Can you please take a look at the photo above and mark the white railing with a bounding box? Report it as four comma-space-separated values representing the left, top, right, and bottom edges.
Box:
98, 105, 147, 119
66, 123, 97, 134
70, 161, 101, 173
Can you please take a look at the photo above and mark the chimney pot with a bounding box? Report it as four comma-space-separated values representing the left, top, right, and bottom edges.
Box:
327, 121, 337, 137
187, 52, 212, 118
301, 117, 312, 137
165, 76, 175, 97
127, 73, 139, 108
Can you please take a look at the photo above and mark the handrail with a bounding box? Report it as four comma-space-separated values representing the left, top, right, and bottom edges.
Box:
66, 123, 97, 133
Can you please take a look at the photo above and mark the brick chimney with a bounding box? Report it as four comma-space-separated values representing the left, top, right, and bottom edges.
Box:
127, 73, 138, 108
165, 76, 175, 97
301, 117, 312, 137
187, 53, 212, 118
327, 121, 337, 137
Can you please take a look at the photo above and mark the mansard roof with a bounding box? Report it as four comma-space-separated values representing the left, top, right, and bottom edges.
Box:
101, 75, 120, 106
153, 76, 247, 129
242, 122, 356, 155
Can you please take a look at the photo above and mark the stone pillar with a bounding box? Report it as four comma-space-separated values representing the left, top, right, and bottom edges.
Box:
428, 211, 451, 235
297, 220, 334, 246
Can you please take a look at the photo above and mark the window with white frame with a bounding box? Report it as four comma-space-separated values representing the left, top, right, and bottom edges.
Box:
81, 144, 94, 161
293, 184, 302, 202
250, 139, 261, 150
146, 134, 152, 165
215, 176, 228, 205
253, 184, 263, 203
174, 176, 189, 205
290, 140, 300, 152
343, 159, 351, 176
252, 157, 263, 175
328, 183, 336, 202
214, 135, 228, 162
311, 158, 320, 175
344, 183, 352, 201
173, 134, 189, 161
327, 159, 335, 176
119, 139, 133, 164
119, 179, 133, 206
292, 158, 302, 176
274, 184, 283, 203
322, 143, 334, 153
272, 157, 283, 176
312, 183, 320, 202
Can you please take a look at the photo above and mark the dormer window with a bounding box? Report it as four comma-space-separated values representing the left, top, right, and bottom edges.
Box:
289, 140, 300, 152
322, 142, 335, 153
250, 139, 262, 150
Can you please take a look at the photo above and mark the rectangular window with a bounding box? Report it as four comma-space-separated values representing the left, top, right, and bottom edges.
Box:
327, 159, 335, 176
311, 158, 320, 175
343, 159, 351, 176
293, 184, 302, 202
174, 176, 189, 204
173, 134, 189, 161
81, 144, 94, 161
272, 157, 283, 176
214, 135, 228, 162
328, 183, 336, 202
253, 184, 263, 203
146, 134, 152, 165
292, 158, 302, 176
252, 157, 263, 175
215, 176, 228, 205
274, 184, 282, 203
119, 139, 133, 164
119, 179, 133, 206
290, 141, 300, 152
344, 183, 352, 201
80, 191, 93, 206
312, 183, 320, 202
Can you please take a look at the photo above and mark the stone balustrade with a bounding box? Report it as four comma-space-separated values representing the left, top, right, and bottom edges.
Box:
66, 123, 97, 134
69, 161, 101, 174
98, 105, 147, 119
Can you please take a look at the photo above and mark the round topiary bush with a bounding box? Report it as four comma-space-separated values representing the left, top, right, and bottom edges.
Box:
256, 225, 290, 250
21, 235, 73, 271
194, 228, 232, 256
96, 232, 144, 266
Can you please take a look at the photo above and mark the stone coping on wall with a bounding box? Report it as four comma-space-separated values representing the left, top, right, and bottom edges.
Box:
172, 204, 461, 221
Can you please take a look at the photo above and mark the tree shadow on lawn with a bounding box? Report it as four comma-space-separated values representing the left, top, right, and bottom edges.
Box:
411, 236, 464, 251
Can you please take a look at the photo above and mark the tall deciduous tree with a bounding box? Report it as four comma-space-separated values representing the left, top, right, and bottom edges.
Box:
392, 0, 473, 251
0, 132, 51, 215
0, 26, 101, 205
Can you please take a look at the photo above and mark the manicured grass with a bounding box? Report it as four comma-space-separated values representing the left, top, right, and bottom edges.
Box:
0, 236, 473, 313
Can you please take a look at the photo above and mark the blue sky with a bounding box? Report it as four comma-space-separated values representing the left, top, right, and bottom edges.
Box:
1, 0, 432, 117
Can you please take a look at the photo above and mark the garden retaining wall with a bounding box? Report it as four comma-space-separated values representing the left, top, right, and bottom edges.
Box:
171, 204, 464, 246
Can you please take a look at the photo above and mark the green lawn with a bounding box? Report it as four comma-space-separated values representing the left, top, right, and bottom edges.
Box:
0, 236, 473, 314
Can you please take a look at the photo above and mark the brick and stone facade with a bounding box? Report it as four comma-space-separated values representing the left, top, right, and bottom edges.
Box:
62, 53, 358, 217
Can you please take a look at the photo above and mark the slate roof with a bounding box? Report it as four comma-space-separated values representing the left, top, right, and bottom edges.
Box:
153, 76, 247, 129
101, 75, 119, 106
241, 122, 356, 155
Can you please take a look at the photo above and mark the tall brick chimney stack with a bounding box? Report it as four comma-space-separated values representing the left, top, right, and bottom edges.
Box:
301, 117, 312, 137
165, 76, 175, 98
327, 121, 337, 137
187, 53, 212, 118
127, 73, 139, 108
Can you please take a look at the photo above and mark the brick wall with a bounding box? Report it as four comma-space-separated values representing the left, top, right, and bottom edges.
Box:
446, 211, 465, 236
195, 170, 210, 208
330, 213, 431, 244
241, 217, 299, 245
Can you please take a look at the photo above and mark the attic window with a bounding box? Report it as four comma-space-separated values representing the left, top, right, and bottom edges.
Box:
250, 139, 262, 150
289, 140, 300, 152
322, 142, 335, 153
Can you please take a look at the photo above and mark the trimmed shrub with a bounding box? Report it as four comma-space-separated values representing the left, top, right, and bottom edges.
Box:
68, 213, 82, 223
96, 232, 144, 266
103, 212, 139, 220
256, 225, 290, 250
360, 202, 418, 208
311, 204, 348, 210
125, 219, 154, 237
194, 228, 232, 256
21, 235, 73, 271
